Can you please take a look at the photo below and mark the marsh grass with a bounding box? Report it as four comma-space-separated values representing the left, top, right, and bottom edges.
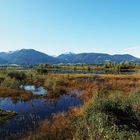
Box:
24, 73, 140, 139
44, 77, 68, 98
24, 88, 140, 140
0, 87, 33, 100
1, 73, 140, 140
42, 73, 140, 101
72, 91, 140, 140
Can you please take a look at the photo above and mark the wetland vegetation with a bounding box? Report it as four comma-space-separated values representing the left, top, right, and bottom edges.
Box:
0, 62, 140, 140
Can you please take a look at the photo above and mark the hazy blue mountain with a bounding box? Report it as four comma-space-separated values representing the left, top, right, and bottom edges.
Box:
0, 49, 139, 65
0, 49, 59, 65
58, 53, 139, 64
0, 57, 8, 64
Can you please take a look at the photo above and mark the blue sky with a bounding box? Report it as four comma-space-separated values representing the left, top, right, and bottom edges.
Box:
0, 0, 140, 57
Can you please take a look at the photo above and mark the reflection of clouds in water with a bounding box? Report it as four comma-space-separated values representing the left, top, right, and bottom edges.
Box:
20, 85, 47, 95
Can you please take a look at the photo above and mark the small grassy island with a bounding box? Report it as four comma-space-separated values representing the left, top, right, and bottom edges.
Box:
0, 109, 17, 124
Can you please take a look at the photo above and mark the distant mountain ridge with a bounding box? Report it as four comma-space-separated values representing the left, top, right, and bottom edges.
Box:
0, 49, 59, 65
0, 49, 139, 65
0, 57, 8, 64
58, 53, 139, 64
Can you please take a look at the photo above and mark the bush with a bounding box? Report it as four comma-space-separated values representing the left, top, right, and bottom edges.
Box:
8, 71, 27, 81
0, 77, 20, 89
35, 64, 48, 74
45, 77, 68, 97
72, 92, 140, 140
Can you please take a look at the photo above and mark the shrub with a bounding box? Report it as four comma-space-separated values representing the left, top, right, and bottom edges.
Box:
35, 64, 48, 74
128, 89, 140, 111
45, 77, 68, 97
8, 71, 27, 81
72, 92, 140, 140
0, 77, 20, 89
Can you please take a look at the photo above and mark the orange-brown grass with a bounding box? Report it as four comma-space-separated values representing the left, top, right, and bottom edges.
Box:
42, 73, 140, 101
25, 113, 74, 140
0, 87, 33, 101
24, 106, 84, 140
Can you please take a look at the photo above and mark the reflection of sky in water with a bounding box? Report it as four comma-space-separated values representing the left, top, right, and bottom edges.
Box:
0, 95, 82, 140
47, 69, 138, 75
20, 85, 47, 95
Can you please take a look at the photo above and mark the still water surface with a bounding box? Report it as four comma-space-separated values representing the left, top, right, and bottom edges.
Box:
20, 85, 47, 95
0, 88, 82, 140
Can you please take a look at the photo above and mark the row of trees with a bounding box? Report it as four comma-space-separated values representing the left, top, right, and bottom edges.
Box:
35, 61, 140, 74
104, 61, 140, 70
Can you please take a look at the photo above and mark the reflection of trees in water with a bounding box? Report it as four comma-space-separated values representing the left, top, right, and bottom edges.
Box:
11, 99, 18, 104
11, 98, 29, 104
0, 95, 82, 140
44, 98, 57, 107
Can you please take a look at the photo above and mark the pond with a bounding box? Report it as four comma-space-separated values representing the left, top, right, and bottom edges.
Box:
20, 85, 47, 95
47, 69, 139, 75
0, 95, 82, 140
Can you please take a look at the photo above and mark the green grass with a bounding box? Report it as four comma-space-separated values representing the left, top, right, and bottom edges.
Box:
71, 91, 140, 140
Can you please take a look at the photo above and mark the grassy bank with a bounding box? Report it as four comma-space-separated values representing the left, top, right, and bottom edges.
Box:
0, 87, 34, 100
0, 69, 45, 100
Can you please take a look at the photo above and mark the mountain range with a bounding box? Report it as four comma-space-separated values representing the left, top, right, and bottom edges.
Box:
0, 49, 58, 65
0, 49, 139, 65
